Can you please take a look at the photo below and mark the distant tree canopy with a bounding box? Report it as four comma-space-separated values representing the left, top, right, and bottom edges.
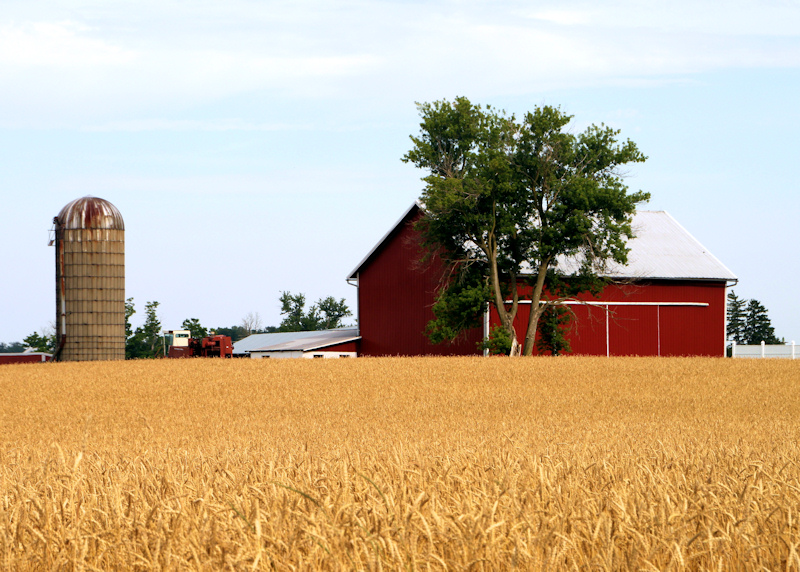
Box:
118, 293, 351, 353
0, 341, 26, 353
126, 299, 164, 359
181, 318, 208, 340
727, 291, 783, 345
23, 326, 56, 354
278, 292, 352, 332
213, 326, 252, 342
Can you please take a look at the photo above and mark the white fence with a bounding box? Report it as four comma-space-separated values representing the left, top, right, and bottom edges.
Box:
731, 341, 797, 359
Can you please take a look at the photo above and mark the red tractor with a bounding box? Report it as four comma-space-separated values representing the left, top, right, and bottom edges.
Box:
165, 330, 233, 358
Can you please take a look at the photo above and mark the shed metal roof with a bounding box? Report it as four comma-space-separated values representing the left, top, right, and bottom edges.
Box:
233, 328, 360, 354
348, 204, 736, 282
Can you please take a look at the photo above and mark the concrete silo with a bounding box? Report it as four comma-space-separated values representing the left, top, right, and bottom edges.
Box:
54, 197, 125, 361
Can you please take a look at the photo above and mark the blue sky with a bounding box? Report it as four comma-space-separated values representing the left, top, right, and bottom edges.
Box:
1, 0, 798, 343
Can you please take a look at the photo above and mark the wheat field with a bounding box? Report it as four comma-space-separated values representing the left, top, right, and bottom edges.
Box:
1, 357, 800, 570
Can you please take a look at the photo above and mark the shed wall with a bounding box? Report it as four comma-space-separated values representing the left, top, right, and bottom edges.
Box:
319, 340, 359, 353
0, 353, 53, 365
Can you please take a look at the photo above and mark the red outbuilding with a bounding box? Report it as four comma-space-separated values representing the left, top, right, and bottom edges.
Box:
347, 203, 737, 357
0, 352, 53, 365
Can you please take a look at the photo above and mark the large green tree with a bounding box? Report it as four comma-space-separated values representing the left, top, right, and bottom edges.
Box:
403, 97, 649, 355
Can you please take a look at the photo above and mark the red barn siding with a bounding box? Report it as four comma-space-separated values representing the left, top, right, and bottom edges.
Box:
565, 304, 608, 355
609, 305, 660, 356
502, 281, 727, 356
357, 211, 481, 356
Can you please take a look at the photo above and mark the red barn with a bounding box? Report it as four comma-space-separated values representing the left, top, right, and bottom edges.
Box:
347, 203, 737, 357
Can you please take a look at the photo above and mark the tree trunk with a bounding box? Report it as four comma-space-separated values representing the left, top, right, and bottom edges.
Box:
487, 241, 520, 354
522, 259, 551, 356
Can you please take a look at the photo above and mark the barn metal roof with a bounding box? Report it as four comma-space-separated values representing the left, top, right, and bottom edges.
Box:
555, 211, 736, 281
56, 196, 125, 230
233, 328, 360, 354
348, 204, 736, 282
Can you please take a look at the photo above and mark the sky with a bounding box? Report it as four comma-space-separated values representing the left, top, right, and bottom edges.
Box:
1, 0, 798, 344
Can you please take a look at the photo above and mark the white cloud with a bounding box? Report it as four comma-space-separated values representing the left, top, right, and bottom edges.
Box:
515, 0, 800, 37
82, 118, 317, 132
0, 1, 798, 128
0, 21, 136, 66
525, 9, 591, 26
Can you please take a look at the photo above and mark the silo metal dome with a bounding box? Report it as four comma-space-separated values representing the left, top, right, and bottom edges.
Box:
57, 196, 125, 231
54, 196, 125, 361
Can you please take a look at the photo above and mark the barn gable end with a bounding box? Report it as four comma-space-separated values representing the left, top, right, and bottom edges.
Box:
348, 204, 482, 356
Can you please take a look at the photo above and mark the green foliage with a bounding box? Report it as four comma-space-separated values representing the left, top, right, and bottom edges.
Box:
212, 326, 252, 342
743, 299, 783, 345
481, 326, 513, 356
427, 265, 491, 345
727, 291, 783, 346
535, 305, 572, 356
278, 292, 309, 332
726, 291, 746, 344
23, 331, 55, 353
404, 97, 649, 355
141, 301, 163, 357
181, 318, 208, 340
126, 299, 163, 359
125, 297, 135, 340
278, 292, 352, 332
314, 296, 354, 330
0, 341, 26, 353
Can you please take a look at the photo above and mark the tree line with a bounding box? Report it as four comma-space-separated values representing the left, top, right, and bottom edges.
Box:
2, 291, 351, 359
125, 292, 351, 359
726, 291, 782, 346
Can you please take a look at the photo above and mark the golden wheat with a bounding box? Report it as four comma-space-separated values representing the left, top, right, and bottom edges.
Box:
1, 357, 800, 570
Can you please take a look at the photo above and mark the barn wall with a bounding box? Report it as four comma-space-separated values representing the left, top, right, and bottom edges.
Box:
500, 281, 728, 356
357, 210, 482, 356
